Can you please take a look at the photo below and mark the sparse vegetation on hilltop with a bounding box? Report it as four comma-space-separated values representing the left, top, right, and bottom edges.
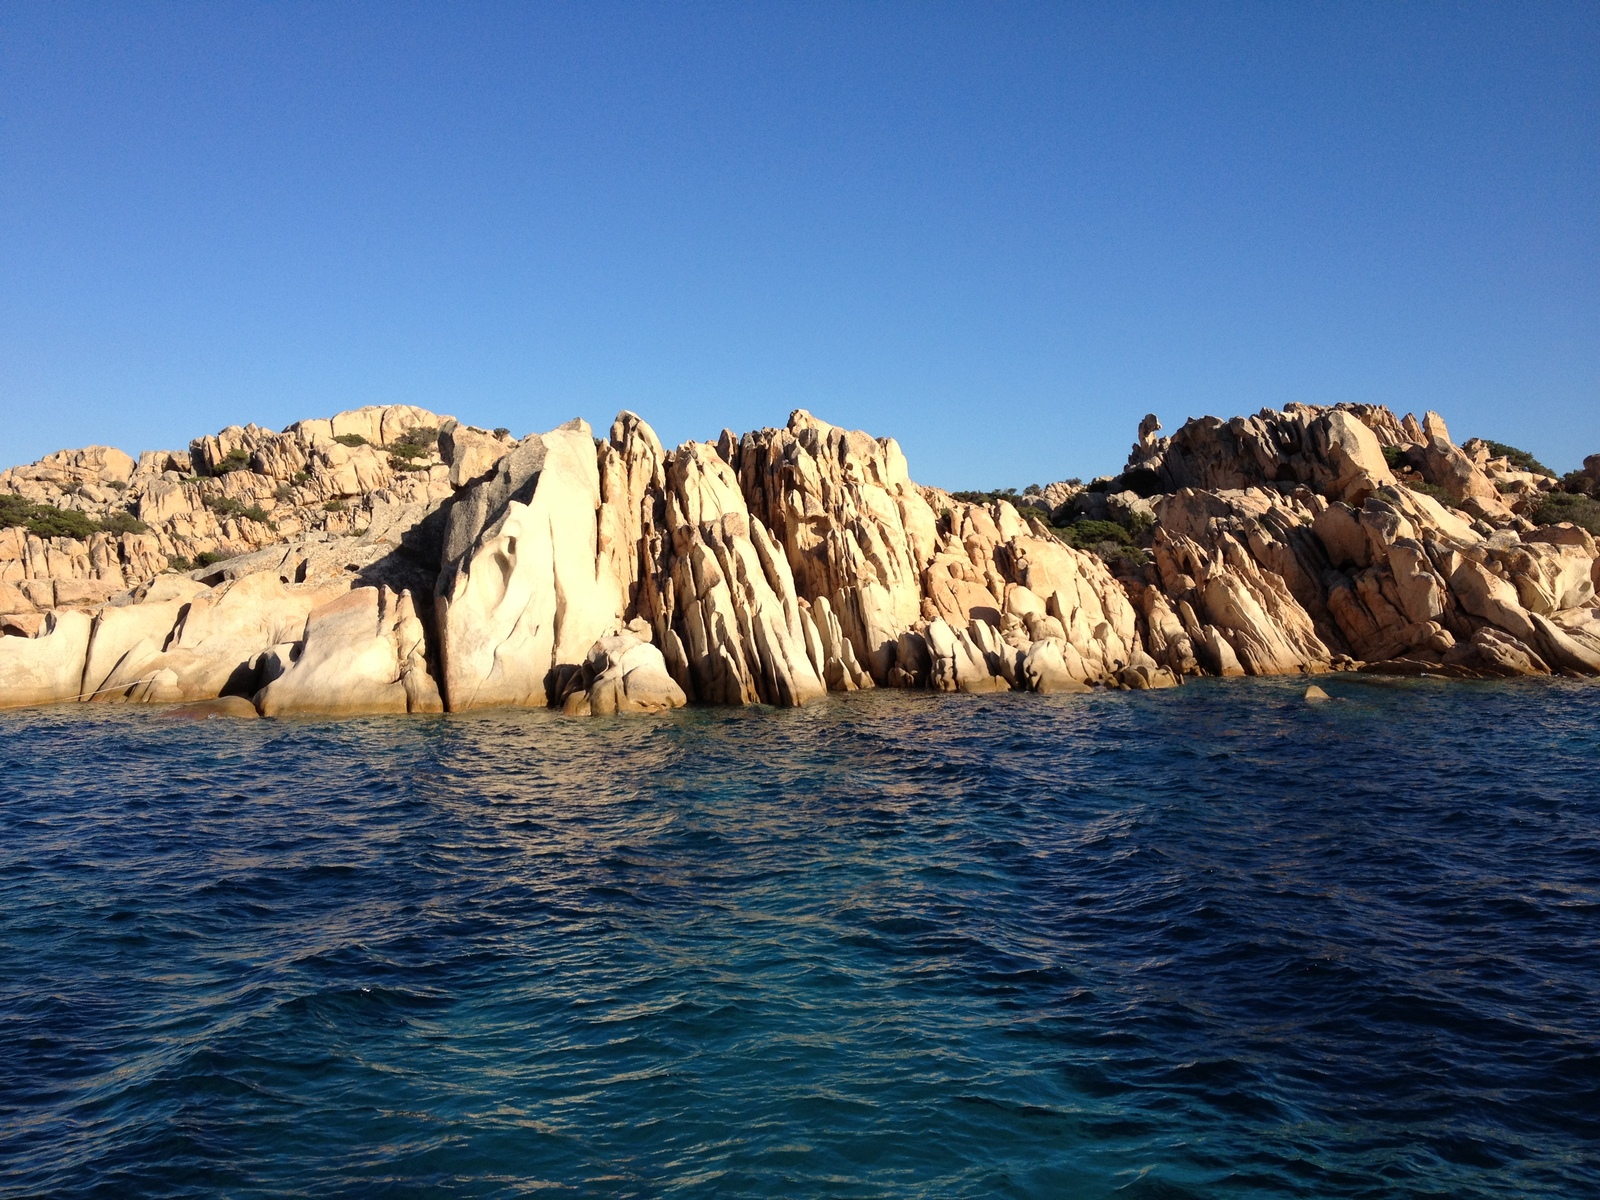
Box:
0, 494, 149, 541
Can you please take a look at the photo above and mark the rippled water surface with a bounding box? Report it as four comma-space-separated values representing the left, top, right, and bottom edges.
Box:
2, 677, 1598, 1198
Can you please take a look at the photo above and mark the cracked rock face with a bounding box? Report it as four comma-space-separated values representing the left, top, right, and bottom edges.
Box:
1, 398, 1596, 715
255, 586, 442, 716
433, 420, 623, 711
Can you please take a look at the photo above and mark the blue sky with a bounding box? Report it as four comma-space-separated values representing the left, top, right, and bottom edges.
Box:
2, 2, 1596, 487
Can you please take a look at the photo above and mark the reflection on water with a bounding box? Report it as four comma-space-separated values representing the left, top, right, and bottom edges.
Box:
1, 677, 1598, 1198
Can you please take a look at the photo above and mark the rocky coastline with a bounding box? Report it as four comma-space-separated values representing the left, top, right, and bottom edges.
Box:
2, 401, 1597, 717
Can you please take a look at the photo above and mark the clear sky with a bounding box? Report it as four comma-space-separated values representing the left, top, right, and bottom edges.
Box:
2, 2, 1596, 487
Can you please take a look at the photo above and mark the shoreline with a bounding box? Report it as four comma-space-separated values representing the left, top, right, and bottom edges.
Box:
4, 401, 1597, 718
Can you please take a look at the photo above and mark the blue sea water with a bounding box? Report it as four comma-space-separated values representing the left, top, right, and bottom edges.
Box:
1, 677, 1597, 1198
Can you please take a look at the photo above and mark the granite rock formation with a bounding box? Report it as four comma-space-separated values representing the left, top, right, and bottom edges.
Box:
2, 398, 1595, 714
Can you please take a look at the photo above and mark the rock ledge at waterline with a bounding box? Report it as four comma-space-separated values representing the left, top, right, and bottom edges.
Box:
3, 402, 1598, 715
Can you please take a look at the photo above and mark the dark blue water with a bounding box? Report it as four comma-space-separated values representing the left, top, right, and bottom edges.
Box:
1, 678, 1597, 1198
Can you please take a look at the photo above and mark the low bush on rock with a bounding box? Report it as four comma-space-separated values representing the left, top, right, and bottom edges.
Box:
1485, 441, 1556, 478
99, 510, 150, 535
1060, 518, 1132, 548
209, 448, 252, 476
0, 495, 146, 541
1532, 491, 1600, 535
333, 433, 368, 447
1404, 480, 1461, 509
1116, 467, 1164, 498
387, 427, 439, 471
949, 487, 1022, 505
1560, 470, 1596, 498
204, 495, 272, 524
1054, 518, 1151, 567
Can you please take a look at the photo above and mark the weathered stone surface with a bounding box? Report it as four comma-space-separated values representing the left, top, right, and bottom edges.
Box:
0, 610, 93, 708
647, 442, 828, 708
95, 572, 345, 704
924, 617, 1008, 693
559, 632, 687, 716
439, 420, 512, 488
434, 421, 621, 710
80, 576, 211, 700
1128, 404, 1394, 503
255, 586, 442, 715
3, 396, 1597, 716
1020, 638, 1092, 693
735, 410, 938, 683
163, 695, 260, 720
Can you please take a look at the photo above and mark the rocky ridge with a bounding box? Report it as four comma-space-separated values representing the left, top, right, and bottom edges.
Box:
2, 400, 1597, 715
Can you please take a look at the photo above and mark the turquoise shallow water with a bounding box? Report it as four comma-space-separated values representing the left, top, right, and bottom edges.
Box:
1, 677, 1597, 1198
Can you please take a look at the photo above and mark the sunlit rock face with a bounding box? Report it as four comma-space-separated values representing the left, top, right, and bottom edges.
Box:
733, 410, 938, 684
0, 610, 93, 708
255, 586, 442, 716
433, 420, 623, 711
0, 398, 1596, 716
642, 440, 828, 708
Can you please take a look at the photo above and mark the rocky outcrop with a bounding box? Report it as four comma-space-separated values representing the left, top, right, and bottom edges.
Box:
641, 440, 828, 707
1127, 404, 1396, 503
0, 610, 93, 708
433, 420, 621, 710
1127, 406, 1597, 680
91, 571, 350, 704
1, 398, 1595, 717
0, 404, 455, 625
558, 631, 687, 716
255, 586, 442, 716
733, 410, 938, 682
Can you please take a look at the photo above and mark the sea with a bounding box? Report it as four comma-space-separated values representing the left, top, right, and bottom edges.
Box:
1, 677, 1597, 1198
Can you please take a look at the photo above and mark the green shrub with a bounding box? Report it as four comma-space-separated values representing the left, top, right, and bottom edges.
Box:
204, 495, 271, 524
333, 433, 368, 447
167, 555, 195, 572
0, 495, 155, 541
196, 550, 228, 567
1485, 441, 1555, 478
1561, 470, 1595, 498
1060, 519, 1133, 548
1096, 544, 1151, 570
493, 427, 511, 439
385, 427, 438, 460
107, 480, 127, 492
211, 448, 253, 475
1117, 467, 1164, 498
99, 510, 150, 536
324, 499, 348, 513
1382, 445, 1409, 470
1531, 490, 1600, 534
0, 494, 100, 540
949, 487, 1020, 505
292, 470, 312, 485
1403, 480, 1461, 509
